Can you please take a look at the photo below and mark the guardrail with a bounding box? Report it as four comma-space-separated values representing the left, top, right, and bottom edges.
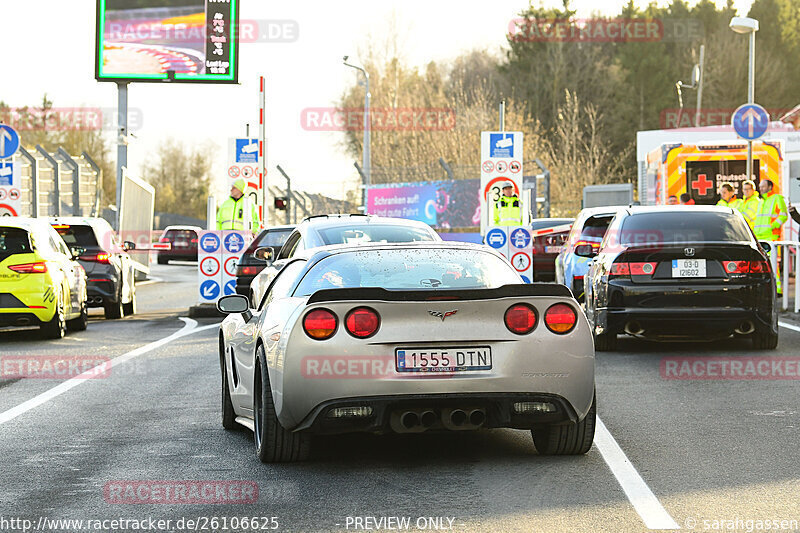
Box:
763, 240, 799, 313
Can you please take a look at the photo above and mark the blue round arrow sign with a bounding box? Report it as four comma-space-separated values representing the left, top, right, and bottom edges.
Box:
0, 125, 20, 159
732, 103, 769, 141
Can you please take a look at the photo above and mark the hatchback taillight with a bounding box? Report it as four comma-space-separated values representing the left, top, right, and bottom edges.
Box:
544, 303, 577, 334
344, 307, 380, 338
8, 262, 47, 274
504, 303, 537, 335
80, 253, 110, 263
303, 309, 338, 340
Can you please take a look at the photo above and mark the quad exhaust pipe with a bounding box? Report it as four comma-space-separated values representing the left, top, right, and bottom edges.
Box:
624, 321, 645, 336
734, 321, 755, 335
391, 408, 488, 433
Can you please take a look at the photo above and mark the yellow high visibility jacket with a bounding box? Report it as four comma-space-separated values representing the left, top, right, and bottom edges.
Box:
753, 192, 788, 241
217, 196, 259, 232
717, 197, 742, 209
493, 195, 522, 226
738, 194, 762, 229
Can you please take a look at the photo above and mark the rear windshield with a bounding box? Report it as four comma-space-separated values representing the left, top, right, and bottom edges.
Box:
0, 228, 32, 258
530, 219, 572, 230
53, 225, 98, 247
165, 230, 197, 241
581, 215, 614, 240
294, 248, 520, 295
257, 230, 291, 248
619, 212, 752, 245
316, 225, 435, 245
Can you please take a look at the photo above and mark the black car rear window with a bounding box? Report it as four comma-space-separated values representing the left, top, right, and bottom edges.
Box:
0, 228, 32, 258
317, 225, 435, 245
53, 225, 98, 247
257, 230, 291, 248
619, 212, 751, 244
165, 230, 197, 241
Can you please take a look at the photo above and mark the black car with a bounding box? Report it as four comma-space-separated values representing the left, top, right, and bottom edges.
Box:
582, 206, 777, 351
235, 225, 295, 302
157, 225, 202, 264
50, 217, 137, 319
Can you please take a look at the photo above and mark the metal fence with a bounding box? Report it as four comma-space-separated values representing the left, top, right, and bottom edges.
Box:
13, 146, 101, 218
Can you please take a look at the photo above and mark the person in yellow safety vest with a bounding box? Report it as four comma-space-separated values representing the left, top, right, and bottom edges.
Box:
217, 178, 259, 233
754, 179, 788, 293
716, 182, 742, 209
493, 181, 523, 226
738, 179, 761, 230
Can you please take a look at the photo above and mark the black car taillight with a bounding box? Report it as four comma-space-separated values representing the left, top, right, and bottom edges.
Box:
544, 303, 577, 334
344, 307, 380, 338
80, 252, 110, 263
609, 261, 630, 278
504, 303, 538, 335
629, 262, 657, 276
723, 260, 750, 274
303, 309, 338, 340
749, 260, 770, 274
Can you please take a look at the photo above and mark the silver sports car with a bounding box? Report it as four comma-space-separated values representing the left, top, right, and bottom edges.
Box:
217, 242, 595, 462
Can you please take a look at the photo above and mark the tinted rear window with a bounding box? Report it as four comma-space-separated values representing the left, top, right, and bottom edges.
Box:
619, 212, 751, 244
530, 219, 572, 230
257, 230, 291, 248
165, 230, 197, 241
316, 225, 435, 245
53, 225, 98, 247
0, 228, 32, 257
294, 248, 519, 295
581, 215, 614, 239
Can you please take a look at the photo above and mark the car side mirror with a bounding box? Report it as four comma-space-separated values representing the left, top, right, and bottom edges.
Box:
758, 241, 771, 253
123, 241, 136, 251
69, 246, 85, 259
254, 247, 274, 264
575, 244, 597, 258
217, 294, 252, 321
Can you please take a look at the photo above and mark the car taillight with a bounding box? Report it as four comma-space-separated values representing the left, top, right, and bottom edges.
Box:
159, 237, 169, 243
609, 262, 630, 277
190, 238, 198, 243
544, 303, 577, 334
504, 303, 537, 335
303, 309, 338, 340
749, 260, 770, 274
8, 262, 48, 274
237, 266, 259, 276
629, 262, 657, 275
575, 240, 600, 251
724, 260, 750, 274
80, 253, 110, 263
344, 307, 380, 338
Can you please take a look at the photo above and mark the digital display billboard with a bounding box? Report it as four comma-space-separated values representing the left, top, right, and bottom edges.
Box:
367, 180, 482, 230
95, 0, 239, 83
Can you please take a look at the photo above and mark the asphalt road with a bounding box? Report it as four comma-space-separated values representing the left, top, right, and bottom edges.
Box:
1, 261, 799, 533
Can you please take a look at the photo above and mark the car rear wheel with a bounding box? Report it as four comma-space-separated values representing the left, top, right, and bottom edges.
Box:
104, 286, 124, 319
593, 331, 617, 351
220, 338, 237, 430
67, 299, 88, 331
753, 329, 778, 350
41, 293, 66, 339
532, 395, 596, 455
253, 344, 310, 463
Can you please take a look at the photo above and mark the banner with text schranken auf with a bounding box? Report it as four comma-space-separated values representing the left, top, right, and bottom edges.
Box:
197, 230, 252, 304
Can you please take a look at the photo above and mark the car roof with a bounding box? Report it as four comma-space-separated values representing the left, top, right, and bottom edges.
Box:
261, 224, 296, 231
48, 216, 113, 230
622, 205, 736, 216
0, 217, 58, 231
162, 225, 203, 231
300, 214, 433, 230
293, 240, 500, 262
577, 206, 627, 218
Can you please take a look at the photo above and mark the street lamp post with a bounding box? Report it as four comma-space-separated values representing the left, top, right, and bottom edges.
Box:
343, 56, 371, 210
729, 16, 759, 182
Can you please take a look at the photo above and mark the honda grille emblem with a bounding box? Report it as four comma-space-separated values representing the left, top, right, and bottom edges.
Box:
429, 310, 458, 321
684, 247, 695, 257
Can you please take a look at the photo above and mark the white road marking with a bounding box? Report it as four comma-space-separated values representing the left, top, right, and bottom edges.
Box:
136, 276, 163, 287
595, 417, 680, 530
778, 321, 800, 333
0, 318, 220, 426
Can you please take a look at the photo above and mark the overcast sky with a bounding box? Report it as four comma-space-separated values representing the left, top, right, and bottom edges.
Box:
4, 0, 754, 202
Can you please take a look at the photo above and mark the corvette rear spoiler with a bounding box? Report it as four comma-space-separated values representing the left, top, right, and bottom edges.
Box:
307, 283, 573, 304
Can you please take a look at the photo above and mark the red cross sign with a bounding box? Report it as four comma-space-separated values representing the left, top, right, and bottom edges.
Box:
691, 173, 714, 196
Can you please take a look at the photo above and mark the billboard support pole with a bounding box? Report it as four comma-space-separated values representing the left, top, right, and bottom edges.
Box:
116, 82, 129, 231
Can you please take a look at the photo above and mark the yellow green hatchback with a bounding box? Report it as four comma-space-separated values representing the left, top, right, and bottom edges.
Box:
0, 218, 88, 339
